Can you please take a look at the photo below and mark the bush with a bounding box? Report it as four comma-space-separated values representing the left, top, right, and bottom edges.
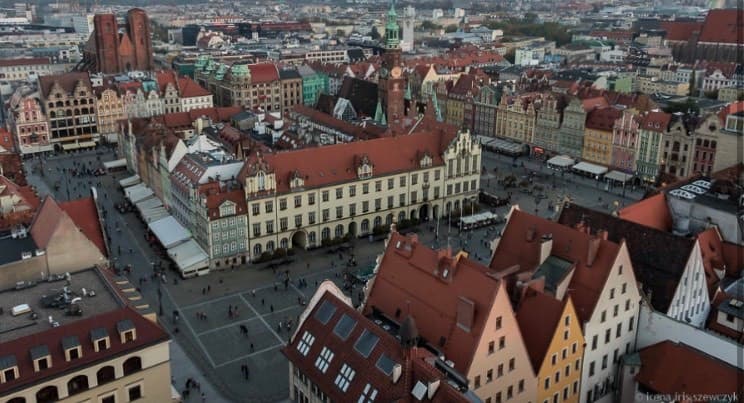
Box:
254, 251, 273, 263
273, 248, 287, 259
372, 225, 389, 236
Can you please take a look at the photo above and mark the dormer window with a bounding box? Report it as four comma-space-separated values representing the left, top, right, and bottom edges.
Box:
420, 153, 433, 168
0, 355, 18, 383
30, 345, 51, 372
256, 171, 266, 191
62, 336, 82, 361
357, 155, 373, 179
117, 319, 137, 343
91, 327, 110, 352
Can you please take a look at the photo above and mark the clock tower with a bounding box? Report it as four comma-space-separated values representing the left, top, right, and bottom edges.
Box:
378, 0, 406, 125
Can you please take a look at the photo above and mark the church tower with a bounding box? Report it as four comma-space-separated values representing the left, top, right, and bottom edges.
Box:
377, 0, 406, 125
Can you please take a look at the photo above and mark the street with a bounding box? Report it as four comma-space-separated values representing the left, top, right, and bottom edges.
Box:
21, 147, 643, 402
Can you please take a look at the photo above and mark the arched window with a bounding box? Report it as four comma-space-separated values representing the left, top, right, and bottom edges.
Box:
308, 231, 316, 245
257, 172, 266, 191
67, 375, 89, 395
280, 238, 288, 249
321, 227, 330, 240
36, 386, 58, 403
253, 243, 262, 257
334, 225, 344, 238
398, 211, 406, 223
386, 214, 394, 225
122, 356, 142, 376
361, 219, 370, 234
97, 365, 116, 385
374, 216, 382, 228
266, 241, 275, 252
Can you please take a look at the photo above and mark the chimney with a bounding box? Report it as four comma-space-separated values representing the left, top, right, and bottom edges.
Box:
427, 379, 441, 399
587, 237, 601, 267
456, 297, 475, 332
392, 363, 402, 383
539, 233, 553, 265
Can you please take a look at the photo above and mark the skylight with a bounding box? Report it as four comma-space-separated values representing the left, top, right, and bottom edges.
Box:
376, 353, 396, 376
353, 329, 379, 358
314, 347, 334, 374
314, 300, 337, 325
333, 314, 357, 340
334, 363, 356, 392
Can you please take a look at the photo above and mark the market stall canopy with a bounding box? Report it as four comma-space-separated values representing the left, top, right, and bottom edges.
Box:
148, 216, 191, 248
119, 175, 141, 188
103, 159, 127, 170
547, 155, 576, 168
167, 239, 209, 276
124, 183, 154, 203
605, 170, 633, 183
572, 161, 608, 176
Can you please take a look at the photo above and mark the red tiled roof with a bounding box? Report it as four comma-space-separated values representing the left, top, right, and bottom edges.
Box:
0, 154, 25, 186
241, 126, 455, 193
0, 306, 169, 395
718, 101, 744, 123
291, 105, 385, 140
661, 21, 703, 42
29, 196, 64, 250
248, 63, 279, 83
0, 128, 14, 153
618, 193, 672, 232
283, 286, 471, 402
203, 188, 247, 221
635, 341, 741, 395
155, 70, 177, 93
178, 76, 211, 98
38, 72, 92, 99
699, 9, 744, 44
60, 197, 107, 257
0, 57, 49, 67
701, 61, 739, 79
581, 96, 609, 112
640, 111, 672, 132
516, 291, 567, 373
585, 107, 622, 132
363, 232, 504, 374
490, 209, 621, 323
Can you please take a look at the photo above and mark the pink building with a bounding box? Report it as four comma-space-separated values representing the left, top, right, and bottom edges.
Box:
610, 109, 640, 174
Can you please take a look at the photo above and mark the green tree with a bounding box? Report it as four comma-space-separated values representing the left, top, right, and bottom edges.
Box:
523, 12, 538, 23
420, 20, 441, 31
336, 29, 346, 37
445, 24, 459, 33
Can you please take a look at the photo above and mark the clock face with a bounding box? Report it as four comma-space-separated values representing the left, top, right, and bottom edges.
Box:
391, 67, 402, 79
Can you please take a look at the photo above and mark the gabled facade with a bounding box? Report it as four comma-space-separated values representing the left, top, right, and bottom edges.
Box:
7, 94, 51, 155
557, 98, 588, 159
495, 94, 539, 144
473, 85, 500, 137
517, 293, 584, 403
38, 72, 99, 149
636, 111, 671, 184
610, 109, 640, 173
364, 232, 537, 403
532, 94, 562, 155
491, 208, 641, 403
95, 88, 124, 140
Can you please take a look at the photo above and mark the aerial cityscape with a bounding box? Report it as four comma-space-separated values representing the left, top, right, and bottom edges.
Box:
0, 0, 741, 402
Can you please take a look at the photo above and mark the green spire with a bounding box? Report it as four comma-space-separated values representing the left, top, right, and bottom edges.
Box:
404, 81, 412, 101
374, 99, 387, 125
431, 94, 443, 122
384, 0, 400, 49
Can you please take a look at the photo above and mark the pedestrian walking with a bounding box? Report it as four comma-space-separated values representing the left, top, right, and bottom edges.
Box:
270, 304, 274, 313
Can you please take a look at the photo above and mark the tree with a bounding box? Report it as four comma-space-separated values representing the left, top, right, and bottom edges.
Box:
445, 24, 458, 33
420, 20, 441, 31
370, 26, 381, 40
523, 12, 538, 23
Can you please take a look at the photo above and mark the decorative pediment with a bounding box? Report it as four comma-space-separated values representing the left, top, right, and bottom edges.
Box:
290, 169, 305, 189
356, 154, 374, 179
418, 151, 433, 168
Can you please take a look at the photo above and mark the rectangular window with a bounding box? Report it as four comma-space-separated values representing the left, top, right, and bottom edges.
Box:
592, 335, 597, 350
625, 300, 631, 311
252, 223, 261, 237
628, 317, 634, 332
362, 201, 369, 213
322, 191, 329, 202
474, 376, 481, 388
435, 170, 441, 180
486, 369, 493, 382
488, 341, 494, 354
387, 178, 394, 190
387, 196, 394, 209
308, 193, 315, 205
349, 185, 356, 197
336, 187, 343, 199
265, 201, 273, 213
294, 196, 302, 208
616, 323, 622, 338
601, 355, 608, 370
322, 209, 329, 221
308, 212, 316, 224
496, 316, 502, 330
252, 203, 260, 216
410, 192, 417, 204
363, 183, 369, 194
499, 336, 505, 349
279, 198, 287, 211
544, 377, 550, 390
375, 198, 381, 210
336, 206, 343, 219
399, 194, 405, 207
605, 329, 611, 343
375, 181, 382, 192
575, 359, 580, 370
589, 361, 595, 376
508, 358, 515, 371
295, 215, 302, 227
412, 174, 418, 185
280, 218, 288, 231
128, 385, 142, 401
400, 176, 406, 186
518, 379, 524, 393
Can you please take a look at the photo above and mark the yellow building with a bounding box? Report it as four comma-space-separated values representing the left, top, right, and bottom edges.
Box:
582, 108, 622, 166
96, 87, 125, 140
494, 93, 539, 144
517, 292, 585, 403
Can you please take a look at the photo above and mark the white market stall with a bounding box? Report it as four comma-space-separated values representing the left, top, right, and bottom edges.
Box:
103, 158, 127, 171
147, 216, 191, 249
605, 170, 633, 183
458, 211, 502, 231
547, 155, 575, 171
125, 183, 154, 203
141, 206, 169, 223
572, 161, 608, 179
167, 239, 210, 278
119, 175, 141, 188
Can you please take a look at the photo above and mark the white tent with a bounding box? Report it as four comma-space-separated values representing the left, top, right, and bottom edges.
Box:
148, 216, 191, 248
572, 161, 608, 176
605, 170, 633, 183
167, 239, 209, 277
547, 155, 576, 168
103, 158, 127, 170
119, 175, 141, 188
136, 197, 163, 212
141, 207, 169, 223
125, 183, 154, 203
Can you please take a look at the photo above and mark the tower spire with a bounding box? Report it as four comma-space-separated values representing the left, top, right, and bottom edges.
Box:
374, 99, 387, 126
384, 0, 400, 49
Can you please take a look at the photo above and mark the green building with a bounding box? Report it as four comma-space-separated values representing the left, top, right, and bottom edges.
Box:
298, 65, 329, 106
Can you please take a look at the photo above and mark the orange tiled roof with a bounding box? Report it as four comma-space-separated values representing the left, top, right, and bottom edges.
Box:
60, 197, 107, 257
699, 9, 744, 44
617, 193, 672, 232
516, 291, 568, 373
661, 21, 703, 42
364, 232, 505, 374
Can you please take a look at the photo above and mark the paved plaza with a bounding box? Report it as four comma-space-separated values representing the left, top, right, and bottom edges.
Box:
22, 147, 644, 402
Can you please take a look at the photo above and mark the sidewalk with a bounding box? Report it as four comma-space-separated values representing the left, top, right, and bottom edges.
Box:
170, 341, 231, 403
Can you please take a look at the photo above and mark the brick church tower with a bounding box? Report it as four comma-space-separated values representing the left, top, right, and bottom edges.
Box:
86, 8, 154, 74
93, 14, 120, 74
377, 0, 406, 125
127, 9, 154, 71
